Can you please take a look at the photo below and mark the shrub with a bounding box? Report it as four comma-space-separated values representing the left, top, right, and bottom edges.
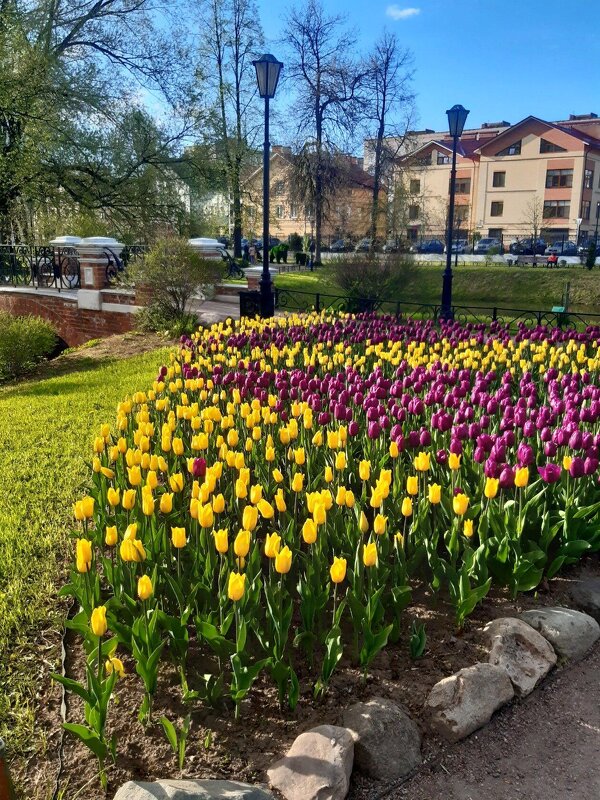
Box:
330, 253, 414, 309
135, 304, 198, 338
0, 312, 57, 379
585, 241, 597, 271
130, 237, 222, 321
288, 232, 303, 251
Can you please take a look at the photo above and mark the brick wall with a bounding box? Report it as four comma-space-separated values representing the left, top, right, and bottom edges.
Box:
0, 290, 135, 347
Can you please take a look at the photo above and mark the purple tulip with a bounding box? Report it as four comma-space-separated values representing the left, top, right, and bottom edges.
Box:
517, 442, 534, 466
569, 457, 585, 478
367, 421, 381, 439
499, 466, 515, 489
192, 458, 206, 478
538, 464, 561, 483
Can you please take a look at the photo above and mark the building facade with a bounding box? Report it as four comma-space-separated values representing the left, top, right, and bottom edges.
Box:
384, 114, 600, 245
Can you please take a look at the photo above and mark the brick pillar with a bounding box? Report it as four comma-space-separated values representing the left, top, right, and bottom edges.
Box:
77, 245, 109, 289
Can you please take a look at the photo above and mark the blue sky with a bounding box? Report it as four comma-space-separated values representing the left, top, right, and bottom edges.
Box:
259, 0, 600, 133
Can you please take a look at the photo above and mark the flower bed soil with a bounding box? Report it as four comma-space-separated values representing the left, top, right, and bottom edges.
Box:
23, 559, 596, 800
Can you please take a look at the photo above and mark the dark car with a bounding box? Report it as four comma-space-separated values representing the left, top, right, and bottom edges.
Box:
255, 237, 280, 249
545, 241, 578, 256
509, 238, 546, 256
217, 235, 231, 248
410, 239, 445, 254
330, 239, 351, 252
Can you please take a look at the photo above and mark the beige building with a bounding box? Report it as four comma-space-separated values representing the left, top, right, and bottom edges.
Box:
385, 113, 600, 245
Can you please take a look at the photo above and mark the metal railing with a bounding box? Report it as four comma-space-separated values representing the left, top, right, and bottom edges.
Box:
0, 245, 81, 291
273, 288, 600, 330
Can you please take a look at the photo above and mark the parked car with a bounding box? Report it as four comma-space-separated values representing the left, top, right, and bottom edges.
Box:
383, 239, 399, 253
446, 238, 470, 254
577, 242, 600, 257
354, 238, 382, 252
474, 237, 503, 254
410, 239, 445, 254
508, 238, 546, 256
544, 241, 578, 256
330, 239, 352, 252
255, 236, 280, 249
216, 235, 231, 248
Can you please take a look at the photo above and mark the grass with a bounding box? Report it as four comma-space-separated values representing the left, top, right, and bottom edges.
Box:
0, 346, 169, 761
274, 261, 600, 314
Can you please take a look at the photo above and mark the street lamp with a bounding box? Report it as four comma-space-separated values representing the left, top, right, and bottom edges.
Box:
440, 104, 469, 321
595, 202, 600, 246
252, 53, 283, 317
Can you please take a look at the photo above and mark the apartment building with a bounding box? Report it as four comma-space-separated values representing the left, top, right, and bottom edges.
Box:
242, 145, 379, 242
385, 113, 600, 245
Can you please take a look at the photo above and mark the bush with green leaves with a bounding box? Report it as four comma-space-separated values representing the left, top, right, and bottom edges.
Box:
0, 312, 57, 379
130, 237, 222, 324
585, 241, 597, 271
330, 253, 414, 310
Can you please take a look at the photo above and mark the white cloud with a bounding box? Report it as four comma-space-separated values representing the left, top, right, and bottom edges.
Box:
386, 5, 421, 20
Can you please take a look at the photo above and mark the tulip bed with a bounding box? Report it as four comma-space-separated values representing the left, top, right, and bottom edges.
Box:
61, 311, 600, 777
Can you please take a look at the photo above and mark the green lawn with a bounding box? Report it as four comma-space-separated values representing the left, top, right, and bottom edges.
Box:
0, 346, 168, 760
275, 262, 600, 314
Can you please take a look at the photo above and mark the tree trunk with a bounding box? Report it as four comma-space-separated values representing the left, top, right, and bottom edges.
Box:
314, 107, 323, 264
369, 122, 385, 248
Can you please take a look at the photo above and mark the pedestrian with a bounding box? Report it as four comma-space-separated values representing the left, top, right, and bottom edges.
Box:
242, 242, 250, 262
249, 244, 256, 264
308, 238, 315, 268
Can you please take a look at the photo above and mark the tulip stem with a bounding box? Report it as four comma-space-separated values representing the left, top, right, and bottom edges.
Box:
97, 635, 102, 683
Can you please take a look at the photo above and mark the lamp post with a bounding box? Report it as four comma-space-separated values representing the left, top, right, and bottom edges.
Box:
252, 53, 283, 318
440, 104, 469, 321
595, 202, 600, 246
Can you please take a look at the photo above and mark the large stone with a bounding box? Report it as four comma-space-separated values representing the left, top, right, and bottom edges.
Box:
342, 696, 421, 780
484, 617, 557, 696
425, 663, 514, 743
113, 780, 275, 800
520, 607, 600, 661
267, 724, 354, 800
569, 578, 600, 622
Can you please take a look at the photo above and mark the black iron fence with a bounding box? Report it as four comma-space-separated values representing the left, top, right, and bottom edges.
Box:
273, 288, 600, 330
0, 245, 81, 290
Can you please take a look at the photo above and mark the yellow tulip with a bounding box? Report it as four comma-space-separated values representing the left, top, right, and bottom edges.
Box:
453, 493, 469, 515
100, 467, 115, 480
81, 496, 95, 518
171, 526, 187, 548
169, 473, 184, 493
160, 492, 173, 514
395, 531, 404, 547
242, 504, 258, 531
414, 452, 430, 472
406, 476, 418, 496
122, 489, 136, 510
142, 492, 155, 516
275, 545, 292, 574
330, 556, 347, 584
313, 501, 327, 526
345, 490, 355, 508
93, 437, 105, 453
105, 656, 125, 678
258, 499, 274, 519
212, 493, 225, 513
272, 468, 284, 483
76, 538, 92, 573
370, 488, 384, 508
146, 470, 158, 490
234, 529, 251, 558
227, 429, 239, 447
428, 483, 441, 504
228, 572, 246, 601
90, 606, 107, 637
401, 497, 413, 517
294, 447, 306, 465
127, 466, 142, 486
515, 467, 529, 488
373, 514, 387, 534
312, 430, 323, 446
73, 501, 85, 521
302, 518, 318, 544
250, 485, 263, 504
213, 528, 229, 554
389, 441, 399, 458
484, 477, 499, 499
563, 455, 572, 471
275, 489, 287, 513
107, 487, 120, 507
336, 486, 347, 505
363, 541, 377, 567
105, 526, 118, 547
264, 532, 281, 558
335, 451, 346, 470
137, 575, 153, 601
291, 472, 304, 493
199, 503, 214, 528
359, 510, 369, 533
448, 453, 462, 471
266, 446, 275, 462
464, 519, 474, 538
120, 538, 146, 562
359, 460, 371, 481
124, 522, 137, 540
324, 465, 333, 483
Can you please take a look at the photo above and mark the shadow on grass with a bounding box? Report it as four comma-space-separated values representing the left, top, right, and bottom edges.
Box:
0, 356, 120, 397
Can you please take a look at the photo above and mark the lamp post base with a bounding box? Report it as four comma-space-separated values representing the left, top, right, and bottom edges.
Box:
260, 276, 275, 317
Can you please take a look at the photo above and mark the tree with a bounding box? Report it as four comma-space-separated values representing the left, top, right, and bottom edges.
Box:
283, 0, 366, 263
522, 197, 544, 262
199, 0, 264, 258
362, 31, 414, 249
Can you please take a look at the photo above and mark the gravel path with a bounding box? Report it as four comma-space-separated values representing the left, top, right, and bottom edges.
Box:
351, 642, 600, 800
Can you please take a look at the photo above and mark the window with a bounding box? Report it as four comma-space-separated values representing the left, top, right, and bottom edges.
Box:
488, 228, 503, 239
584, 169, 594, 189
273, 180, 285, 195
495, 140, 521, 156
408, 205, 419, 220
275, 205, 284, 219
543, 200, 570, 218
452, 178, 471, 194
545, 169, 573, 188
540, 138, 567, 153
410, 179, 421, 194
492, 171, 506, 187
490, 201, 504, 217
289, 204, 298, 220
582, 200, 591, 220
437, 152, 451, 165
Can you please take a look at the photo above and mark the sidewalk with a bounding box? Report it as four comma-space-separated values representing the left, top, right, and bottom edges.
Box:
356, 643, 600, 800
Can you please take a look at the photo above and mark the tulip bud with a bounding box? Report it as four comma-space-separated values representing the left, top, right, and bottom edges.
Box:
362, 541, 377, 567
228, 571, 246, 601
105, 526, 118, 547
275, 545, 292, 574
137, 575, 153, 601
90, 606, 107, 637
171, 526, 187, 548
330, 556, 347, 584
